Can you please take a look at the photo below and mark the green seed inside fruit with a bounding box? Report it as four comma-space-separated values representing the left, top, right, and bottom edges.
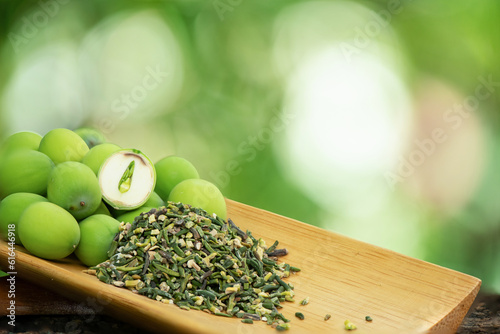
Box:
99, 149, 156, 210
18, 202, 80, 260
118, 160, 135, 193
168, 179, 227, 219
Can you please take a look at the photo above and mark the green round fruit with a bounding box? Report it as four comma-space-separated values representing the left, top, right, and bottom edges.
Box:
39, 128, 89, 164
81, 143, 121, 175
168, 179, 227, 219
0, 131, 42, 154
0, 150, 54, 199
74, 127, 107, 149
18, 202, 80, 260
93, 201, 111, 216
116, 207, 154, 224
154, 156, 199, 201
74, 214, 120, 266
0, 193, 48, 244
47, 162, 102, 220
144, 191, 165, 208
99, 149, 156, 210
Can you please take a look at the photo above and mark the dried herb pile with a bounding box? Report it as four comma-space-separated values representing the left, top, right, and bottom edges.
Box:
86, 202, 300, 329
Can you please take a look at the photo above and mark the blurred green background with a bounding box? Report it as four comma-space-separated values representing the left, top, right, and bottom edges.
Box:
1, 0, 500, 291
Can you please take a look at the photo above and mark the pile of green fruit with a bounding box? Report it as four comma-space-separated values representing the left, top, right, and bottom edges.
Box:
0, 128, 227, 267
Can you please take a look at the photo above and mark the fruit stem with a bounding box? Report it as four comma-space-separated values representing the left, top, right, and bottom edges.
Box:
118, 160, 135, 193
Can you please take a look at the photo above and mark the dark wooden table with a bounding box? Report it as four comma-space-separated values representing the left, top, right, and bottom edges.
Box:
1, 278, 498, 333
457, 293, 500, 333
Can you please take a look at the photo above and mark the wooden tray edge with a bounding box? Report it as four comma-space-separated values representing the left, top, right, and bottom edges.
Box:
428, 278, 481, 334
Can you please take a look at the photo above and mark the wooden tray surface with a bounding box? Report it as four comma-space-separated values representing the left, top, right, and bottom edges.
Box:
0, 199, 481, 333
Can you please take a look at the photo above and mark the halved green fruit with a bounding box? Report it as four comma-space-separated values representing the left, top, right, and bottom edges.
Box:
168, 179, 227, 219
18, 202, 80, 260
99, 149, 156, 210
0, 150, 54, 199
0, 193, 48, 244
38, 128, 89, 164
154, 156, 199, 201
47, 162, 102, 220
75, 214, 120, 266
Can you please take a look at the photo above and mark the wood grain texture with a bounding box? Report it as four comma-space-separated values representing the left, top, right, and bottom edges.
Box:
0, 199, 480, 333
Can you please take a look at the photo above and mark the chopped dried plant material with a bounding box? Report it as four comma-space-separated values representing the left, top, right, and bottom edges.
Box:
295, 312, 305, 320
87, 202, 299, 328
344, 319, 357, 330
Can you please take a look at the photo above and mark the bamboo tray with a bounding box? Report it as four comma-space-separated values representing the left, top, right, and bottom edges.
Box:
0, 199, 480, 333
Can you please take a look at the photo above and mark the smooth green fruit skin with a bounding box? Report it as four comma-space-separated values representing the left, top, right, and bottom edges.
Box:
168, 179, 227, 219
47, 162, 102, 220
0, 150, 54, 199
144, 191, 165, 208
0, 131, 42, 154
81, 143, 121, 175
155, 156, 199, 202
75, 214, 120, 266
110, 191, 165, 217
18, 202, 80, 260
0, 193, 48, 244
116, 207, 154, 224
93, 201, 111, 216
74, 127, 107, 149
39, 128, 89, 164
